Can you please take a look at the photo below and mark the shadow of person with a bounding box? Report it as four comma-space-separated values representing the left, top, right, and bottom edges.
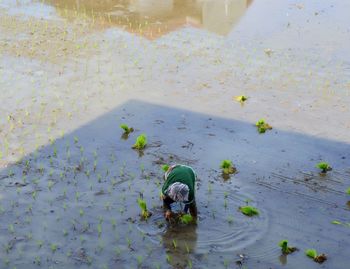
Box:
162, 223, 198, 269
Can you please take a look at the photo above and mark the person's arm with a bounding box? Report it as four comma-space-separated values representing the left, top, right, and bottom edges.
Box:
163, 196, 174, 220
163, 196, 173, 211
184, 200, 197, 218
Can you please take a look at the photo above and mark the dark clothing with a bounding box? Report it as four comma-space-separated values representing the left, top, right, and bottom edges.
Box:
161, 165, 196, 204
162, 164, 197, 217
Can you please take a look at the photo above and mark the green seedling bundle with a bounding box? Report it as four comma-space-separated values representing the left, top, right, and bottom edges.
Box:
255, 119, 272, 133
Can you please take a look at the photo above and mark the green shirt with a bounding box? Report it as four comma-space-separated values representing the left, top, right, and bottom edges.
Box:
162, 165, 196, 203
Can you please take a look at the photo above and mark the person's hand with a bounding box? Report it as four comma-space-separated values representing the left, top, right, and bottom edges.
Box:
164, 210, 172, 220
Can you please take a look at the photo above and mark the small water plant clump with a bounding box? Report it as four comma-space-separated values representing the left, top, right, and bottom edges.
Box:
255, 119, 272, 134
132, 134, 147, 150
120, 124, 134, 134
346, 187, 350, 195
305, 249, 327, 263
316, 162, 332, 173
137, 198, 151, 220
239, 206, 259, 216
220, 160, 237, 175
278, 240, 298, 255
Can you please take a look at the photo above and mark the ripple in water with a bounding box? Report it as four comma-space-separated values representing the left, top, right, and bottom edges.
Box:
137, 189, 269, 254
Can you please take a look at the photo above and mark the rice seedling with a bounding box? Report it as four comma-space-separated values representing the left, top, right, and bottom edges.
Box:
331, 220, 342, 225
180, 214, 193, 224
305, 249, 327, 263
105, 202, 111, 211
162, 164, 169, 172
16, 187, 21, 195
138, 198, 151, 219
50, 243, 57, 253
234, 95, 248, 103
34, 256, 41, 265
48, 180, 54, 191
126, 237, 132, 249
80, 236, 86, 244
255, 119, 272, 133
63, 229, 68, 236
93, 160, 97, 171
75, 191, 80, 201
316, 162, 332, 173
120, 124, 134, 134
119, 207, 125, 214
36, 240, 43, 249
8, 224, 15, 234
239, 206, 259, 216
278, 240, 298, 254
220, 160, 236, 175
97, 240, 105, 252
136, 255, 143, 266
346, 187, 350, 195
97, 223, 102, 237
188, 259, 193, 269
223, 259, 229, 268
114, 247, 121, 257
227, 216, 234, 224
172, 239, 177, 249
132, 134, 147, 150
26, 204, 32, 213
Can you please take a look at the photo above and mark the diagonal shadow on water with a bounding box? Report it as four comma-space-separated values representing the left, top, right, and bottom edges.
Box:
0, 100, 349, 269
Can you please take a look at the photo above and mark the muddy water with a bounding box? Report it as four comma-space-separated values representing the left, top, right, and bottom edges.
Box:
1, 0, 350, 268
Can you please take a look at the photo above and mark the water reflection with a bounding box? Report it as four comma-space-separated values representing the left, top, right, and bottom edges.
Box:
279, 254, 287, 265
43, 0, 253, 37
162, 224, 197, 269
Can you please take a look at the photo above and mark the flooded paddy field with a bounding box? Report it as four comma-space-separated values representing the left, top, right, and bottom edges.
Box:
0, 0, 350, 268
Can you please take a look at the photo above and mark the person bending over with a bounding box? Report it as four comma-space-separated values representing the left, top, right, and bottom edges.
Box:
161, 164, 197, 220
